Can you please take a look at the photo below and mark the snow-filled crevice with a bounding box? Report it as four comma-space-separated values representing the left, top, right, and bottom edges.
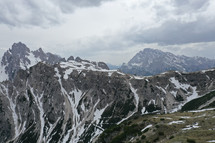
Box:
55, 67, 86, 143
29, 87, 45, 143
90, 103, 109, 142
117, 83, 139, 125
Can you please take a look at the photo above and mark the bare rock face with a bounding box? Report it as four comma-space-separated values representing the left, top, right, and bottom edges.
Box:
1, 59, 215, 143
98, 62, 109, 70
67, 56, 74, 61
1, 42, 31, 80
120, 48, 215, 76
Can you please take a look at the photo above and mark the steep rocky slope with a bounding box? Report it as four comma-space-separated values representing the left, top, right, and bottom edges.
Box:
120, 48, 215, 76
1, 60, 215, 142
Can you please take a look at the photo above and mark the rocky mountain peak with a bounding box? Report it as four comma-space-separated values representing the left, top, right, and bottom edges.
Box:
0, 42, 64, 80
75, 56, 82, 62
0, 42, 110, 81
11, 42, 30, 54
121, 48, 215, 76
67, 56, 74, 61
142, 48, 162, 54
2, 42, 30, 66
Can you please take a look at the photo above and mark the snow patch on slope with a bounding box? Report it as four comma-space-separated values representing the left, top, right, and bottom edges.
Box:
169, 77, 200, 113
169, 77, 190, 90
182, 122, 200, 130
0, 66, 8, 82
94, 105, 108, 124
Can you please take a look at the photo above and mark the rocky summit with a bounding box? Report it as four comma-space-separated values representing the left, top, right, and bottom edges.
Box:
0, 42, 109, 81
0, 43, 215, 143
0, 42, 65, 81
120, 48, 215, 76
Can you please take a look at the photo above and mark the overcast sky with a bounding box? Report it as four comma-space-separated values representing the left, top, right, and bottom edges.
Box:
0, 0, 215, 65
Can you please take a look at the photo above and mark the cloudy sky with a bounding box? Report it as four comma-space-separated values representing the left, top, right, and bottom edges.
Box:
0, 0, 215, 65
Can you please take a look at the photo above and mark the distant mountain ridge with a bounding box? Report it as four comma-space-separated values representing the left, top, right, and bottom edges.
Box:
120, 48, 215, 76
0, 42, 109, 81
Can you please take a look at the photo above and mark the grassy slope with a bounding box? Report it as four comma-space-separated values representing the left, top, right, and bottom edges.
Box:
98, 109, 215, 143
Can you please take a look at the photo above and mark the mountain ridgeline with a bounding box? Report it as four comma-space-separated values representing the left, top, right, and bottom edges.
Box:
0, 42, 109, 81
0, 43, 215, 143
120, 48, 215, 76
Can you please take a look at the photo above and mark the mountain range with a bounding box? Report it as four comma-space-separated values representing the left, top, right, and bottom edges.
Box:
120, 48, 215, 76
0, 43, 215, 143
0, 42, 109, 81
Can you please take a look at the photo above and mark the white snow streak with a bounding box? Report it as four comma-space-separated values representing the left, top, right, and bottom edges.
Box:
168, 121, 184, 125
202, 69, 215, 73
55, 67, 86, 143
182, 123, 200, 130
141, 107, 147, 115
30, 87, 45, 143
141, 124, 152, 132
207, 140, 215, 142
189, 108, 215, 113
156, 86, 167, 94
117, 83, 139, 125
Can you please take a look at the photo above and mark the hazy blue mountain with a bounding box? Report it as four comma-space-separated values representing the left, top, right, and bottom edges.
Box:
120, 48, 215, 76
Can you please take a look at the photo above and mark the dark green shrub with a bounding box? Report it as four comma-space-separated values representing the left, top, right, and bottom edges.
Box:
154, 137, 159, 142
187, 138, 196, 143
142, 128, 149, 133
155, 125, 160, 128
158, 131, 164, 136
141, 135, 146, 140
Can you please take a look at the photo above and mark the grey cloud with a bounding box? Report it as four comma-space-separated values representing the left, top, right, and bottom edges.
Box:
54, 0, 113, 13
123, 0, 215, 45
126, 16, 215, 45
0, 1, 61, 27
173, 0, 210, 14
0, 0, 113, 27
